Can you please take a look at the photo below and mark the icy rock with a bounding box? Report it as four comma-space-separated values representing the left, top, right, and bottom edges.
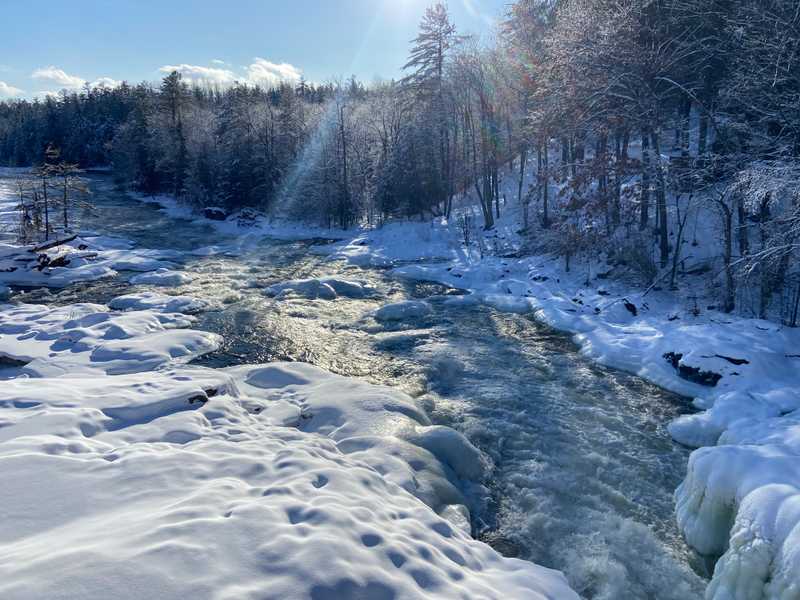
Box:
265, 277, 373, 300
109, 292, 209, 315
203, 206, 228, 221
374, 300, 432, 322
130, 268, 192, 286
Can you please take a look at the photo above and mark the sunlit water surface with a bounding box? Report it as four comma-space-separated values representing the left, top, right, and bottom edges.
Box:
4, 175, 708, 599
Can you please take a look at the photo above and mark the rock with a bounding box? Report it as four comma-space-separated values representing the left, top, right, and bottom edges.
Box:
203, 206, 228, 221
663, 352, 723, 387
374, 301, 432, 322
265, 277, 373, 300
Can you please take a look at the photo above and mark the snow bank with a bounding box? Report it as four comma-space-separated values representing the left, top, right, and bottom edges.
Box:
265, 277, 375, 300
0, 299, 578, 599
0, 302, 219, 376
130, 268, 192, 286
322, 220, 462, 267
676, 433, 800, 599
0, 368, 576, 599
0, 235, 184, 289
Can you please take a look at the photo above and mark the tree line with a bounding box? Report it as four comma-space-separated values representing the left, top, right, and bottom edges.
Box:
1, 0, 799, 321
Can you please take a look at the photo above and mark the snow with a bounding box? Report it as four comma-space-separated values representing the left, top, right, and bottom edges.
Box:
0, 302, 219, 376
0, 362, 576, 599
0, 234, 184, 289
129, 268, 192, 286
374, 300, 433, 322
109, 291, 210, 314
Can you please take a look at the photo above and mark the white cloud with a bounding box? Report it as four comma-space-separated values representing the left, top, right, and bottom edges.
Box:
0, 81, 23, 98
211, 59, 227, 65
90, 77, 121, 89
246, 58, 302, 88
31, 66, 85, 89
158, 58, 302, 90
33, 90, 61, 100
159, 63, 237, 86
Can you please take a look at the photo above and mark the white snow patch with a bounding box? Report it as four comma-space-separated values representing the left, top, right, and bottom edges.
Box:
130, 268, 192, 286
109, 291, 210, 314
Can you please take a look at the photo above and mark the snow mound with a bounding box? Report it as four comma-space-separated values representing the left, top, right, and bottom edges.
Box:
0, 303, 219, 375
130, 268, 192, 286
374, 300, 432, 322
326, 221, 459, 267
109, 291, 209, 314
231, 362, 486, 523
0, 236, 188, 289
0, 363, 578, 600
265, 277, 375, 300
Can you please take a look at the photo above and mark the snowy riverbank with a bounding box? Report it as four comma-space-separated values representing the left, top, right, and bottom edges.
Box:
0, 226, 578, 598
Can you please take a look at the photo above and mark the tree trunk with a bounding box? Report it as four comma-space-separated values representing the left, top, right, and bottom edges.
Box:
542, 141, 549, 229
698, 112, 708, 156
640, 131, 650, 230
651, 130, 669, 267
721, 204, 735, 313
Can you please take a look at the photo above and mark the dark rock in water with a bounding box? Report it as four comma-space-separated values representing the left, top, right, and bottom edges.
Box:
623, 299, 638, 316
531, 275, 549, 282
481, 532, 521, 558
236, 208, 260, 227
203, 207, 228, 221
0, 355, 28, 368
663, 352, 723, 387
715, 354, 750, 366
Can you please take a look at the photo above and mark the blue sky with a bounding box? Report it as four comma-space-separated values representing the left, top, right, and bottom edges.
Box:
0, 0, 507, 98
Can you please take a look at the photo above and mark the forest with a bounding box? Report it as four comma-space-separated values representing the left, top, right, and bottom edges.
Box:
1, 0, 799, 322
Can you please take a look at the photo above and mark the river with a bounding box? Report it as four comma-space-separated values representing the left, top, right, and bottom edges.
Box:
3, 174, 708, 599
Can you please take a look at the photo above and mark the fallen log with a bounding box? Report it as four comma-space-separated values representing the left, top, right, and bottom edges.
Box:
29, 235, 78, 254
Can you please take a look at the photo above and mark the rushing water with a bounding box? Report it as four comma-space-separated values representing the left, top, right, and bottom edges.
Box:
3, 175, 708, 599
